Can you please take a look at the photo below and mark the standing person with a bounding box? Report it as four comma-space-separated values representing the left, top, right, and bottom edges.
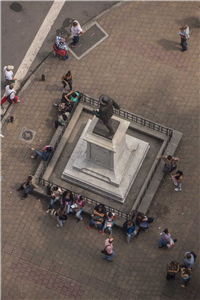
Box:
53, 112, 70, 129
179, 24, 190, 52
61, 190, 74, 214
101, 237, 115, 262
70, 20, 84, 47
46, 186, 62, 215
102, 211, 116, 237
16, 175, 38, 200
54, 205, 67, 228
125, 220, 137, 245
71, 195, 86, 222
3, 65, 17, 85
87, 204, 107, 233
61, 71, 73, 92
166, 261, 180, 281
181, 267, 192, 288
156, 155, 179, 174
30, 145, 54, 161
171, 170, 183, 192
181, 252, 195, 269
158, 228, 177, 248
5, 83, 20, 104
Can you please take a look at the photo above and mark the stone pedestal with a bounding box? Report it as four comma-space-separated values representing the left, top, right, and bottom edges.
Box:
62, 116, 150, 203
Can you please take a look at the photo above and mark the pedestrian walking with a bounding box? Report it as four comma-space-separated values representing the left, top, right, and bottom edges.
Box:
179, 24, 190, 52
53, 112, 70, 129
181, 252, 196, 269
4, 83, 20, 104
53, 36, 69, 59
123, 220, 137, 245
60, 190, 74, 214
70, 195, 86, 222
181, 266, 192, 288
46, 186, 62, 215
3, 65, 17, 86
102, 211, 116, 237
101, 237, 115, 262
158, 228, 177, 248
16, 175, 38, 200
87, 204, 107, 233
61, 71, 73, 92
156, 155, 179, 174
171, 170, 183, 192
30, 145, 54, 161
54, 205, 67, 228
166, 261, 180, 281
70, 20, 84, 47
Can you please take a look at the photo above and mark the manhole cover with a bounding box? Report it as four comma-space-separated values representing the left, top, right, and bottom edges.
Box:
22, 130, 33, 141
10, 2, 22, 12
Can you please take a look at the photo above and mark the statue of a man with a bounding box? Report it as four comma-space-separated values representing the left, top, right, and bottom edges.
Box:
94, 95, 120, 136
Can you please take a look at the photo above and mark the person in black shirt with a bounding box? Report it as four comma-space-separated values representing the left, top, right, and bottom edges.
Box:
87, 204, 106, 233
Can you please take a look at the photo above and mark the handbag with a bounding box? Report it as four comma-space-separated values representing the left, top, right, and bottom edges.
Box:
167, 238, 175, 249
101, 245, 111, 256
94, 215, 102, 222
163, 163, 170, 173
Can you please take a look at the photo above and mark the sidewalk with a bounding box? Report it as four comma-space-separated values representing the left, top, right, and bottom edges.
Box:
1, 2, 199, 300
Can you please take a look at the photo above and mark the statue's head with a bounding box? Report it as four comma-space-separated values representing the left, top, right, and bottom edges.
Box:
99, 95, 111, 106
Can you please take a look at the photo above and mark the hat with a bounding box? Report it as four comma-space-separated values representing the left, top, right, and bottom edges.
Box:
7, 65, 14, 71
99, 95, 111, 106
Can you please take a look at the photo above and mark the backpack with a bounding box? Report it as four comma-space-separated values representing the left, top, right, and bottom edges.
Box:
190, 251, 197, 262
45, 145, 54, 153
123, 220, 135, 233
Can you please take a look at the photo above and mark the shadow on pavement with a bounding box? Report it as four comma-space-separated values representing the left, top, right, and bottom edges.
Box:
157, 38, 180, 51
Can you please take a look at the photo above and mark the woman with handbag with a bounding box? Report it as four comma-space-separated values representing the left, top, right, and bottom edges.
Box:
70, 195, 86, 222
158, 228, 177, 248
60, 190, 74, 214
102, 212, 116, 236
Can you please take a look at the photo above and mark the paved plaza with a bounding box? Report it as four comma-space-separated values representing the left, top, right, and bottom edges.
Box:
1, 2, 199, 300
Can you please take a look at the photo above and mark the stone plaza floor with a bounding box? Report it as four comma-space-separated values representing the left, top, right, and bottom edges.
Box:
1, 2, 199, 300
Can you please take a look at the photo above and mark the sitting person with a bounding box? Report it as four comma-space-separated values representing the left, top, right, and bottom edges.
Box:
136, 212, 149, 231
60, 190, 74, 214
123, 220, 137, 245
70, 195, 86, 222
102, 211, 116, 237
53, 36, 68, 60
54, 205, 67, 228
171, 170, 183, 192
30, 145, 54, 160
16, 175, 38, 200
46, 186, 62, 215
53, 112, 70, 129
62, 71, 73, 92
166, 261, 180, 281
156, 155, 179, 174
53, 102, 67, 114
62, 91, 79, 106
87, 204, 107, 233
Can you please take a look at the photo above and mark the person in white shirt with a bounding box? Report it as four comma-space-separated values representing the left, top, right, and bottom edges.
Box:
3, 65, 17, 85
70, 20, 84, 47
5, 83, 20, 104
179, 24, 190, 52
102, 212, 116, 237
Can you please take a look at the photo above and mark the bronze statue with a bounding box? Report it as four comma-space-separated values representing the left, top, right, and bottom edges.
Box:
94, 95, 120, 136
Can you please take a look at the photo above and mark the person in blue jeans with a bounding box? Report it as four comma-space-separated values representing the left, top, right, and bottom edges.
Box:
54, 205, 67, 228
46, 186, 62, 215
181, 267, 191, 288
87, 204, 106, 233
61, 190, 74, 214
70, 195, 86, 222
102, 237, 115, 262
17, 175, 38, 200
31, 145, 54, 161
126, 220, 137, 244
102, 212, 116, 237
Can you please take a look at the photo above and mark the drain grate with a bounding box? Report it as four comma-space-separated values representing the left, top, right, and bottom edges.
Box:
22, 130, 33, 141
18, 127, 36, 144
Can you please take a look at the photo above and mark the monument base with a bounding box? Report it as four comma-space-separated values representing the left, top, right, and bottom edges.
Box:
62, 119, 150, 203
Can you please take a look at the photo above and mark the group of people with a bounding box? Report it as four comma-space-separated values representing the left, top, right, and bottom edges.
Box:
156, 154, 183, 192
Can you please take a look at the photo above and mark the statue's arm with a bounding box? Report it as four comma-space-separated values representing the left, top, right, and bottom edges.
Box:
113, 101, 120, 110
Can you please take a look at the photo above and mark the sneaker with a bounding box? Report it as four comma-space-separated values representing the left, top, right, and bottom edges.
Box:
174, 239, 177, 243
21, 195, 28, 200
108, 259, 114, 262
71, 45, 76, 47
175, 188, 181, 192
31, 148, 35, 151
46, 209, 50, 214
77, 218, 83, 223
87, 226, 90, 229
31, 156, 34, 159
56, 224, 60, 227
51, 209, 55, 216
98, 231, 102, 234
17, 99, 20, 103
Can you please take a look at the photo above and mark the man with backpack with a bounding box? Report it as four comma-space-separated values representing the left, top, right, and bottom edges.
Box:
123, 220, 137, 244
181, 251, 197, 269
30, 145, 54, 161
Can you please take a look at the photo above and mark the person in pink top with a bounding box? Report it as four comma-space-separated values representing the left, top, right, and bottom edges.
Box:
70, 194, 86, 222
102, 238, 115, 262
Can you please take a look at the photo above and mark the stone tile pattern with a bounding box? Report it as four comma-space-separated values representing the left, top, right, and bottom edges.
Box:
1, 2, 199, 300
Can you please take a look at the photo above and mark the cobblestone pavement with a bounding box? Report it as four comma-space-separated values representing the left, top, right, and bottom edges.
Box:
1, 2, 199, 300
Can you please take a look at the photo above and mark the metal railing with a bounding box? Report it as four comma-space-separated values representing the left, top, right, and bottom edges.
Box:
40, 178, 132, 220
80, 93, 173, 137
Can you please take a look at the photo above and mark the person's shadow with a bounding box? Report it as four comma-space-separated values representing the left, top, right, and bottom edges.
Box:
157, 39, 180, 51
